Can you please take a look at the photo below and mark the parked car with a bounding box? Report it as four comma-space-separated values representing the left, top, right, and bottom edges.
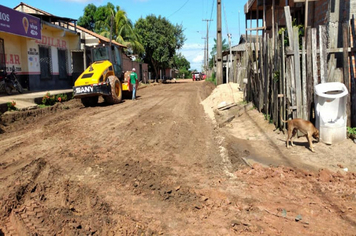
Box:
192, 72, 201, 81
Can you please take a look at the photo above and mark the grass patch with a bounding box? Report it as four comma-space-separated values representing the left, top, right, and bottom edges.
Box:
38, 104, 49, 108
264, 113, 273, 124
205, 71, 216, 85
205, 77, 216, 85
347, 126, 356, 139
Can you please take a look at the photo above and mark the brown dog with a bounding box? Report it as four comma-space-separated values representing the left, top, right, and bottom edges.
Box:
281, 117, 319, 152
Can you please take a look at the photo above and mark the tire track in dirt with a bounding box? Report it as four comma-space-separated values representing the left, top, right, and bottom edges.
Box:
1, 81, 272, 235
0, 83, 210, 232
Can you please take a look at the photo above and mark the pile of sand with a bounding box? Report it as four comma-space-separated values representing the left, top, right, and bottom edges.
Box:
201, 83, 244, 122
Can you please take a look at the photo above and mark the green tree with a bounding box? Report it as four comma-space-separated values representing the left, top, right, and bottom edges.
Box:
78, 3, 144, 55
172, 53, 190, 70
209, 38, 229, 69
77, 4, 97, 32
171, 53, 190, 78
107, 6, 144, 55
93, 3, 115, 34
135, 15, 185, 80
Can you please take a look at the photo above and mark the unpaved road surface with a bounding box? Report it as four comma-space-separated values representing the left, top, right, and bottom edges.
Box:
0, 80, 356, 235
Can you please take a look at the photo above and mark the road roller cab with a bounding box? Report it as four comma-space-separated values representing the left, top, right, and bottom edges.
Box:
73, 44, 130, 107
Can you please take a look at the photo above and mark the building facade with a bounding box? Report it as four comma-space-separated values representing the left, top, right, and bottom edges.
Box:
1, 2, 150, 92
0, 3, 79, 91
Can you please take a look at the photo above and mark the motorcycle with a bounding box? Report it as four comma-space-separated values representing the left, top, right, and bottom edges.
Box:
0, 67, 23, 95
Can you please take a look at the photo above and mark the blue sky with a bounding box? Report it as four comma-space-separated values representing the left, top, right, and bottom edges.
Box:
3, 0, 246, 71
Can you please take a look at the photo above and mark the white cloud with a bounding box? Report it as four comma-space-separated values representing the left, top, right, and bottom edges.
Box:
179, 43, 205, 71
193, 54, 204, 63
181, 43, 204, 50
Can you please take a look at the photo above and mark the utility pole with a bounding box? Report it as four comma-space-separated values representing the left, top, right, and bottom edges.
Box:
202, 19, 212, 73
216, 0, 223, 85
201, 37, 207, 71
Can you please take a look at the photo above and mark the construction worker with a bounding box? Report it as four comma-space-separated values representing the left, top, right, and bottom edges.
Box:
130, 68, 138, 100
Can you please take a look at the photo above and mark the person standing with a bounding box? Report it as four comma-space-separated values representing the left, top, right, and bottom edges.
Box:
130, 68, 138, 100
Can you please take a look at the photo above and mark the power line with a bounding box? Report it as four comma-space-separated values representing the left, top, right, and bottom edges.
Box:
223, 2, 229, 35
208, 0, 215, 32
168, 0, 190, 18
203, 19, 212, 71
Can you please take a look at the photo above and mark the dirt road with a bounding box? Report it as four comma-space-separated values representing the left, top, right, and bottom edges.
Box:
0, 80, 356, 235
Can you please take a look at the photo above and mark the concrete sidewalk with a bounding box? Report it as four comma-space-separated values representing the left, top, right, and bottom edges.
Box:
0, 89, 73, 113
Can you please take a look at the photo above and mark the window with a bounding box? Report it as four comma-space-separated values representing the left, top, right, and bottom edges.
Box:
93, 47, 109, 61
113, 46, 122, 75
58, 49, 67, 79
39, 45, 51, 79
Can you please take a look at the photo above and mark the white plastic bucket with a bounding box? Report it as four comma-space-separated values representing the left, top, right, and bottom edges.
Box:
314, 82, 348, 144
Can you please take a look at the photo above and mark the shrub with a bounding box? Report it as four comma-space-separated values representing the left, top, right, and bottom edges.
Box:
55, 93, 67, 103
206, 72, 216, 85
347, 127, 356, 139
42, 92, 56, 105
42, 92, 67, 106
7, 101, 17, 111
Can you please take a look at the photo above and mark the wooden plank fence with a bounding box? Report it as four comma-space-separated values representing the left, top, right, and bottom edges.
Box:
244, 7, 356, 130
350, 16, 356, 127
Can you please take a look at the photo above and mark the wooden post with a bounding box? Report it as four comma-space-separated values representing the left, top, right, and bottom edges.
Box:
275, 23, 279, 67
259, 36, 264, 112
264, 33, 268, 113
269, 37, 275, 120
263, 0, 266, 33
350, 16, 356, 127
286, 56, 296, 119
282, 31, 287, 129
284, 6, 294, 49
247, 11, 253, 102
343, 23, 351, 127
273, 36, 278, 125
272, 0, 275, 53
311, 28, 318, 87
284, 6, 297, 118
293, 27, 302, 118
275, 23, 280, 127
302, 37, 307, 120
319, 25, 327, 83
306, 27, 313, 121
256, 3, 259, 60
266, 34, 271, 116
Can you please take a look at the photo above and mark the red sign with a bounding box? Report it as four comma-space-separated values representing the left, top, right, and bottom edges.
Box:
35, 36, 67, 49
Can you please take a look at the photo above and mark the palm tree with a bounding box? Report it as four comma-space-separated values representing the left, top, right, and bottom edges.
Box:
98, 5, 144, 56
210, 38, 229, 57
114, 7, 144, 55
209, 38, 229, 69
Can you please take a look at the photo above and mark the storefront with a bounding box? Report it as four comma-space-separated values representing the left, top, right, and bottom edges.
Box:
0, 4, 80, 91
